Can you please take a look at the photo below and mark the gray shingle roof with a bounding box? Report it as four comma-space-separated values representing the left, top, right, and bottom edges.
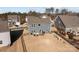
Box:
0, 20, 9, 32
27, 16, 51, 24
58, 15, 79, 28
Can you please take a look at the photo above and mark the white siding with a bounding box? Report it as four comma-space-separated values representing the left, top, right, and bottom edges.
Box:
65, 28, 72, 32
8, 15, 20, 26
66, 27, 79, 35
0, 31, 11, 47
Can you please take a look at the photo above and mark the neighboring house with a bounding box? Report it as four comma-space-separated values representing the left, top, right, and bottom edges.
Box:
0, 20, 11, 47
8, 15, 20, 27
26, 15, 52, 35
54, 15, 79, 36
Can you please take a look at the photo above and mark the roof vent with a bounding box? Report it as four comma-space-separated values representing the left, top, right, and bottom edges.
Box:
42, 15, 47, 18
25, 17, 28, 22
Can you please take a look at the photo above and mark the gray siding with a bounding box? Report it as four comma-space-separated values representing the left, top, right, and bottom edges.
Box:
54, 16, 65, 31
28, 23, 51, 34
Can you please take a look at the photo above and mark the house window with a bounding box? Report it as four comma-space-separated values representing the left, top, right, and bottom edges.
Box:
32, 24, 35, 27
38, 24, 40, 26
34, 24, 35, 27
17, 19, 19, 22
34, 30, 35, 32
0, 41, 2, 44
40, 30, 41, 32
32, 24, 33, 27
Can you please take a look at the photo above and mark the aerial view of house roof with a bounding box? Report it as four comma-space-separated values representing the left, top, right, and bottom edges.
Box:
27, 16, 51, 24
57, 15, 79, 28
0, 20, 9, 32
0, 14, 7, 21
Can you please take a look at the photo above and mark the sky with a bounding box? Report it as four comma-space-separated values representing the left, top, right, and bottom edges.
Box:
0, 7, 79, 13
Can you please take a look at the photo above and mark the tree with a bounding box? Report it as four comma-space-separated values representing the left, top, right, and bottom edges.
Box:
45, 7, 54, 14
61, 9, 68, 15
20, 14, 26, 24
18, 12, 22, 15
32, 11, 38, 16
28, 11, 40, 16
55, 8, 59, 14
50, 7, 54, 14
45, 8, 50, 14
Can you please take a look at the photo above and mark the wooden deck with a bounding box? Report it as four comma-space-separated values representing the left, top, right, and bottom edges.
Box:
23, 29, 79, 52
0, 26, 79, 52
